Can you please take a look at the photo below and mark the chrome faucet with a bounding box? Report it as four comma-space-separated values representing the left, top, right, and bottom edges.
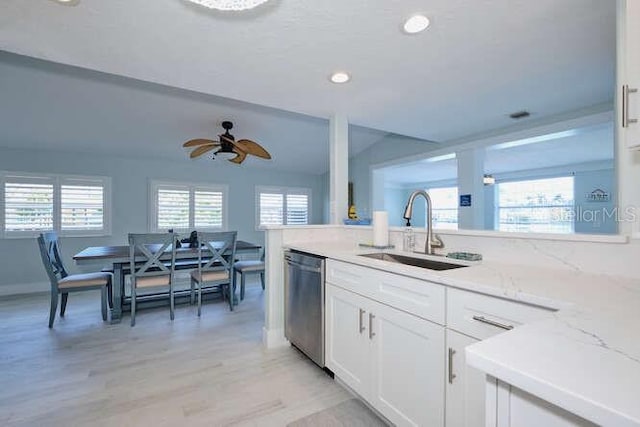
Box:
403, 190, 443, 255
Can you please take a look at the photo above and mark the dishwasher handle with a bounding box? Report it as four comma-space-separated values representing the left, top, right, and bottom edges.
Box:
285, 258, 323, 274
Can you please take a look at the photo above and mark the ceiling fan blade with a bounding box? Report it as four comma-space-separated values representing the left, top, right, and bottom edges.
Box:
183, 138, 219, 148
228, 148, 247, 164
190, 145, 218, 159
235, 139, 272, 159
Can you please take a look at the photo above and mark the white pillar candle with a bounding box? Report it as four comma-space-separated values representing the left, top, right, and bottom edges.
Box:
372, 211, 389, 247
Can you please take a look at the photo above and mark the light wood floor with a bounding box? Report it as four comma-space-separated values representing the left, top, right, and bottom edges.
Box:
0, 281, 357, 426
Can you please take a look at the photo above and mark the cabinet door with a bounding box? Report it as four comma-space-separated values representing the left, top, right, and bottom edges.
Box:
446, 330, 486, 427
325, 284, 371, 399
370, 300, 445, 427
622, 0, 640, 148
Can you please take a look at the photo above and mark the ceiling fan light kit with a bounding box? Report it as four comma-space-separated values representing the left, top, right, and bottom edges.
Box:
185, 0, 270, 11
182, 120, 272, 165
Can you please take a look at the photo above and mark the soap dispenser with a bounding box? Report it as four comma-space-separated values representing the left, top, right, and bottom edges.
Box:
402, 220, 415, 252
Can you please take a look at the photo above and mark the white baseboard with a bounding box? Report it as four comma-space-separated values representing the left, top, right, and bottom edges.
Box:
0, 281, 49, 297
263, 327, 289, 349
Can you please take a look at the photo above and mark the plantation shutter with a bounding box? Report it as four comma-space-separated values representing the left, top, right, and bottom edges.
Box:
61, 184, 104, 231
286, 193, 309, 225
194, 190, 223, 228
4, 177, 54, 232
157, 187, 190, 230
260, 193, 284, 226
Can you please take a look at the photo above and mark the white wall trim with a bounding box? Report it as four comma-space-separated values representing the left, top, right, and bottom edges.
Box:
0, 281, 49, 297
262, 327, 290, 349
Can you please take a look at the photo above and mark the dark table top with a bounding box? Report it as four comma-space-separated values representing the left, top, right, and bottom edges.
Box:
73, 240, 261, 263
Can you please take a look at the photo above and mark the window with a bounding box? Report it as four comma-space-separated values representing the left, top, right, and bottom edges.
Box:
150, 181, 227, 232
427, 186, 458, 230
497, 176, 574, 234
1, 172, 111, 238
256, 186, 310, 227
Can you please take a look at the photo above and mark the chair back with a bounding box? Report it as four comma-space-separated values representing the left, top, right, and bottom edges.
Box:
128, 233, 177, 283
37, 232, 68, 289
196, 231, 237, 276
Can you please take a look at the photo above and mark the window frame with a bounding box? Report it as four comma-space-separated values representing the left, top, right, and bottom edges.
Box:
148, 180, 228, 233
255, 186, 312, 229
0, 171, 112, 239
495, 175, 575, 234
425, 185, 459, 230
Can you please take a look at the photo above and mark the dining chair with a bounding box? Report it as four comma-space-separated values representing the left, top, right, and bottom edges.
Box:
233, 249, 265, 301
37, 232, 112, 328
190, 231, 237, 315
128, 232, 177, 327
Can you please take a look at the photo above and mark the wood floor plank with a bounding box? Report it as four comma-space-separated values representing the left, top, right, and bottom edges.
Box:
0, 280, 368, 426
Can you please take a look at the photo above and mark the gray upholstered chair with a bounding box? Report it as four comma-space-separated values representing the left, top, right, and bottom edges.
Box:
128, 232, 177, 327
37, 232, 112, 328
233, 250, 265, 301
190, 231, 237, 315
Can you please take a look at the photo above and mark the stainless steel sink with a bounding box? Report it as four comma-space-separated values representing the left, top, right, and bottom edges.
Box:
359, 252, 468, 271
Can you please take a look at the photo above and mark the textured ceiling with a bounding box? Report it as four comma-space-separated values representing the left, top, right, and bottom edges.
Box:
0, 0, 616, 142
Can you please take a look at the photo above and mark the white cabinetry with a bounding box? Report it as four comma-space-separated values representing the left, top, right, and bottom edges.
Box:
490, 379, 597, 427
445, 288, 553, 427
325, 258, 445, 427
445, 330, 487, 427
620, 0, 640, 149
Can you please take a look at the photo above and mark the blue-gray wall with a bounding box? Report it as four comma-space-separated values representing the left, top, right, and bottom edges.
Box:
0, 146, 325, 288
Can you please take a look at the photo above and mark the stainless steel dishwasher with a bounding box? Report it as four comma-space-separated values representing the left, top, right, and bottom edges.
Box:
284, 250, 326, 367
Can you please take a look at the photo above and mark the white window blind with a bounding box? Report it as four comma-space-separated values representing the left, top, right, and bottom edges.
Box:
4, 181, 54, 232
256, 187, 310, 227
286, 194, 309, 225
259, 193, 284, 226
61, 184, 104, 231
1, 172, 111, 238
194, 190, 223, 228
157, 188, 190, 230
150, 181, 227, 232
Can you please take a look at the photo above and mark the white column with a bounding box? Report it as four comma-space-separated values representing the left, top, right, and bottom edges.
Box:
457, 148, 485, 229
329, 114, 349, 224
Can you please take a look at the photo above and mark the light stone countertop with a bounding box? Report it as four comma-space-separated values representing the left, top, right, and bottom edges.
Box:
284, 241, 640, 427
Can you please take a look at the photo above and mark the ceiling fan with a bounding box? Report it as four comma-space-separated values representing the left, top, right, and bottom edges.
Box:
182, 121, 272, 164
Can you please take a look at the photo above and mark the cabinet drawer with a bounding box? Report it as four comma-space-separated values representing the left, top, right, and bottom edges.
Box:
447, 287, 553, 340
326, 259, 445, 325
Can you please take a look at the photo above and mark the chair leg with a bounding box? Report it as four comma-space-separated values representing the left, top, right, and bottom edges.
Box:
197, 280, 202, 317
228, 283, 234, 312
169, 282, 175, 321
240, 273, 246, 301
190, 278, 195, 305
101, 286, 108, 321
60, 293, 68, 317
107, 282, 113, 309
260, 272, 265, 290
131, 283, 136, 327
48, 291, 58, 328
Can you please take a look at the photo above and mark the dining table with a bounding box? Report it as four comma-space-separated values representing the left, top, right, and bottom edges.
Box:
73, 240, 261, 323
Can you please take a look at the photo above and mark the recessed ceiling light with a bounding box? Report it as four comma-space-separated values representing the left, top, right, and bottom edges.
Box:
51, 0, 80, 5
330, 72, 351, 84
403, 15, 430, 34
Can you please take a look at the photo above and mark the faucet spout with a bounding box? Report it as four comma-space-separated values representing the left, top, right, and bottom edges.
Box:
402, 190, 442, 255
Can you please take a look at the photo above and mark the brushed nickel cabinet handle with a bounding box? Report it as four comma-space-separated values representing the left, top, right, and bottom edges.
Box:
369, 313, 376, 339
359, 308, 366, 334
472, 315, 514, 331
448, 347, 457, 384
623, 84, 638, 128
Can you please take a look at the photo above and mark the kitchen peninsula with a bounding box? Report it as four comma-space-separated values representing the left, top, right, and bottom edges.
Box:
263, 224, 640, 427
